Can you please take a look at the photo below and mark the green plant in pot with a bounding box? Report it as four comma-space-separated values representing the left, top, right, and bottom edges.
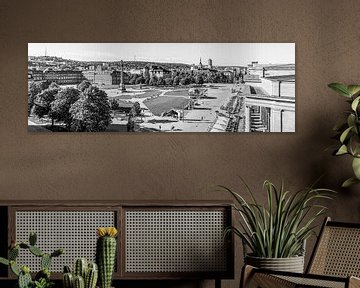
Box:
0, 232, 64, 288
220, 179, 334, 273
328, 83, 360, 187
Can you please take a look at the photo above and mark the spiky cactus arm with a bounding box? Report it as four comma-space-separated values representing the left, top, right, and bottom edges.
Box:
73, 275, 85, 288
41, 254, 52, 270
85, 263, 98, 288
74, 258, 88, 280
63, 272, 74, 288
18, 267, 32, 288
96, 236, 116, 288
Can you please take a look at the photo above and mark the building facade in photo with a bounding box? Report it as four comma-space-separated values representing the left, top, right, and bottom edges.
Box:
243, 74, 295, 132
28, 68, 85, 84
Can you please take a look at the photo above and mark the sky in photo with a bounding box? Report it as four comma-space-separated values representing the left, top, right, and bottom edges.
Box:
28, 43, 295, 66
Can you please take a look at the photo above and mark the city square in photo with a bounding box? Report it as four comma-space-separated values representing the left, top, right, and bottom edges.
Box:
28, 43, 295, 133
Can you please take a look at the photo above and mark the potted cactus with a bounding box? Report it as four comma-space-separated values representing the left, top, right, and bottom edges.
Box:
96, 227, 118, 288
62, 258, 98, 288
0, 232, 64, 288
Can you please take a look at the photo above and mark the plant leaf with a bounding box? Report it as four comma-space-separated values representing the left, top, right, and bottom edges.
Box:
328, 83, 350, 97
351, 96, 360, 111
347, 85, 360, 97
340, 126, 353, 143
352, 157, 360, 179
342, 177, 360, 188
336, 144, 348, 155
0, 257, 9, 266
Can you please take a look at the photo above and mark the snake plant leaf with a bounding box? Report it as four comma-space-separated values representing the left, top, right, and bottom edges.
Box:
328, 83, 351, 97
336, 145, 348, 155
347, 85, 360, 97
340, 127, 353, 143
352, 157, 360, 179
351, 96, 360, 111
342, 177, 360, 188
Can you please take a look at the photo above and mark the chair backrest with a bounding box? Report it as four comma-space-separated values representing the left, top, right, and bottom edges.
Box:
307, 217, 360, 277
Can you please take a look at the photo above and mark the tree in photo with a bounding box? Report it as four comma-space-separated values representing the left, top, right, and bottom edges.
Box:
70, 86, 112, 132
135, 75, 145, 84
50, 88, 80, 130
157, 77, 165, 86
173, 76, 180, 86
195, 74, 204, 85
132, 101, 141, 116
33, 87, 60, 126
164, 77, 173, 86
28, 80, 51, 115
129, 74, 138, 85
77, 80, 92, 92
149, 76, 157, 86
110, 98, 120, 111
180, 77, 190, 86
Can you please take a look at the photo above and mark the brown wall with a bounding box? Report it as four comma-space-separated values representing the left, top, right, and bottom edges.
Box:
1, 1, 360, 287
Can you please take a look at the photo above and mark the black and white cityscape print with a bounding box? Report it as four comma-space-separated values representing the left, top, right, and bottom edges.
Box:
28, 43, 295, 132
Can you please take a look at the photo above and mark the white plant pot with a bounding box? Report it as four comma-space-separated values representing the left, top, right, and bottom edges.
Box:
245, 254, 305, 273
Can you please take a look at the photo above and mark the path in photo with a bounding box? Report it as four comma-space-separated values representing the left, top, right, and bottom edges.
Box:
27, 43, 295, 133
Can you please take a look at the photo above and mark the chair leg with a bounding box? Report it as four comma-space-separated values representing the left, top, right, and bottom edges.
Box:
240, 265, 255, 288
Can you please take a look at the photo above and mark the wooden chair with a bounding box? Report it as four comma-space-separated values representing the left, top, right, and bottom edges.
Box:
241, 217, 360, 288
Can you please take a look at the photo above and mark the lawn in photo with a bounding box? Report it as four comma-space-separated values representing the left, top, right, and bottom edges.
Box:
28, 43, 295, 132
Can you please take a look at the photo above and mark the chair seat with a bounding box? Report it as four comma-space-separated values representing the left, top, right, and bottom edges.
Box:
243, 266, 360, 288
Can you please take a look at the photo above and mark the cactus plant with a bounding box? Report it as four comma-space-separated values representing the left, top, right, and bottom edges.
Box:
85, 262, 98, 288
96, 227, 118, 288
19, 268, 32, 288
74, 258, 87, 279
62, 259, 98, 288
73, 275, 85, 288
0, 232, 63, 288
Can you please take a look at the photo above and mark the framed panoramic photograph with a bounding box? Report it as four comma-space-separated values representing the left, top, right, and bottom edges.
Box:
27, 43, 295, 133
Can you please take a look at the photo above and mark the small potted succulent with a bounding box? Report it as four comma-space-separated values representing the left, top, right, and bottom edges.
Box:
220, 179, 334, 272
328, 83, 360, 187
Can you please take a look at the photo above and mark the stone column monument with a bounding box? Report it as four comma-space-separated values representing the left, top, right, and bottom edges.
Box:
120, 60, 126, 92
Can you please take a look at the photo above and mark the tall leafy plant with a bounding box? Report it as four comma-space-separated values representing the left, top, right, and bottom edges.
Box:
220, 180, 334, 258
328, 83, 360, 187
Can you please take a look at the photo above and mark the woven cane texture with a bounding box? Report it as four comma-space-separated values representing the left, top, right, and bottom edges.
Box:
125, 210, 227, 273
277, 275, 345, 288
15, 211, 115, 272
309, 226, 360, 277
249, 273, 297, 288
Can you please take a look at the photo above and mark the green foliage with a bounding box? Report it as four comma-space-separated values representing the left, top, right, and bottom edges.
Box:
328, 83, 360, 187
32, 277, 54, 288
219, 179, 335, 258
70, 86, 112, 132
0, 233, 63, 288
63, 259, 97, 288
96, 236, 117, 288
50, 88, 80, 130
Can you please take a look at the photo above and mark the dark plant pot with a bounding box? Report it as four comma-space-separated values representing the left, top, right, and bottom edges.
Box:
245, 254, 304, 273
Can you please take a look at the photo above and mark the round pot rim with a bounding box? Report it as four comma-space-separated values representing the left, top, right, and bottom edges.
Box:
245, 254, 304, 260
